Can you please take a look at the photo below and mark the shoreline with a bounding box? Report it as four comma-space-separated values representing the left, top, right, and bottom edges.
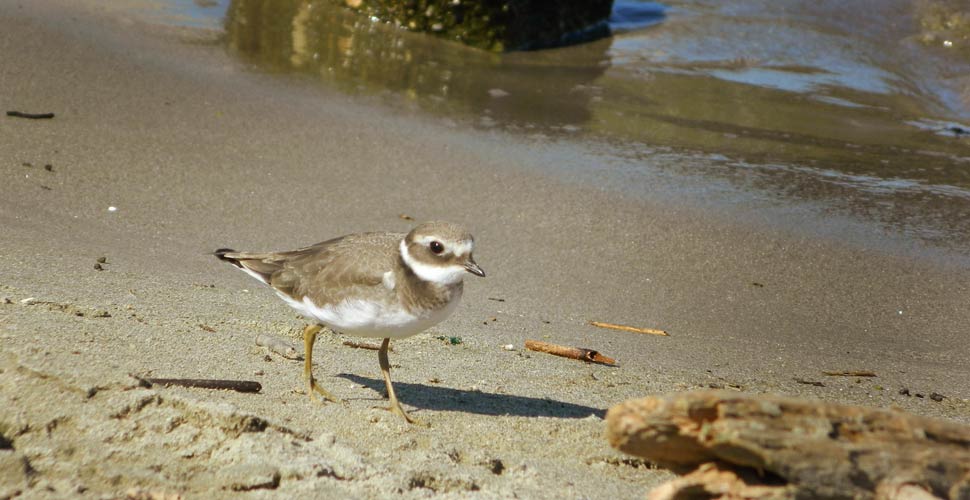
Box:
1, 1, 969, 498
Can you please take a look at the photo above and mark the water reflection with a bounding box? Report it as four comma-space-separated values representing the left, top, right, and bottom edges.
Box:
217, 0, 970, 250
225, 0, 611, 128
224, 0, 970, 186
593, 0, 970, 222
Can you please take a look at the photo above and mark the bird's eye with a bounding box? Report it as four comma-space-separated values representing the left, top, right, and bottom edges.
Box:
429, 241, 444, 254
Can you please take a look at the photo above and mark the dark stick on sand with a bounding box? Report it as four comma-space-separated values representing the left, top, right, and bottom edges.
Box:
144, 377, 262, 393
6, 111, 55, 119
822, 370, 876, 377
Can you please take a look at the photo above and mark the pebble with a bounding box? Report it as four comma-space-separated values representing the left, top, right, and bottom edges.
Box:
502, 344, 515, 351
930, 393, 945, 402
316, 432, 337, 446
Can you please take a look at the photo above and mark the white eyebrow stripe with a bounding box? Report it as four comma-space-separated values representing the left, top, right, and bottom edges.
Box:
452, 241, 473, 256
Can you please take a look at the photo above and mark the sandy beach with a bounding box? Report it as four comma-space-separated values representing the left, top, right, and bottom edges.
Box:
2, 1, 969, 498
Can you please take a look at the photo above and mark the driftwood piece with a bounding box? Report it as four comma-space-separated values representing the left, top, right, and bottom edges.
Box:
524, 340, 617, 366
606, 391, 970, 499
646, 462, 796, 500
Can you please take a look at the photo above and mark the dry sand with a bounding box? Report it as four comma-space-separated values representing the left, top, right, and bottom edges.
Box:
1, 1, 969, 498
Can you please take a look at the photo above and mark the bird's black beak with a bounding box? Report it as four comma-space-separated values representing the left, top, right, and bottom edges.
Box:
464, 257, 485, 277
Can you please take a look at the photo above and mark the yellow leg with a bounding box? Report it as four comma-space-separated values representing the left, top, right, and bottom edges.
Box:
303, 324, 342, 403
378, 337, 423, 425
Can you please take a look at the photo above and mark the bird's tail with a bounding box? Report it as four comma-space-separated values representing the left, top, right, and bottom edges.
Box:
214, 248, 238, 262
213, 248, 278, 285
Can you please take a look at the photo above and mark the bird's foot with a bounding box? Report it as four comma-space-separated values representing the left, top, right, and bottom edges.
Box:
386, 401, 428, 427
306, 376, 343, 404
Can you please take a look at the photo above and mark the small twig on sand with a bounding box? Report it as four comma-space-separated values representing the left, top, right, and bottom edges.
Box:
255, 333, 302, 360
525, 339, 617, 366
589, 321, 669, 336
144, 378, 262, 393
823, 370, 876, 377
342, 339, 391, 351
6, 111, 55, 119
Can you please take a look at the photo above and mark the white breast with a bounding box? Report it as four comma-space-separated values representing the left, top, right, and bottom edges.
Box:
278, 288, 463, 339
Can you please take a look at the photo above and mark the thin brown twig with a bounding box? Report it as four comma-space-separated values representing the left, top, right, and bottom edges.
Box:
589, 321, 669, 336
342, 339, 391, 351
822, 370, 876, 377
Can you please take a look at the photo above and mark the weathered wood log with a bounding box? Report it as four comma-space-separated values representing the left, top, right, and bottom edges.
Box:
606, 391, 970, 499
646, 462, 796, 500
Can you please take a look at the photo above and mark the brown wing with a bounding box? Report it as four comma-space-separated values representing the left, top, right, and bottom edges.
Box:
216, 232, 403, 306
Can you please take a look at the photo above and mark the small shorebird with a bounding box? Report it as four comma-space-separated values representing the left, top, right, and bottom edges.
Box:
215, 222, 484, 423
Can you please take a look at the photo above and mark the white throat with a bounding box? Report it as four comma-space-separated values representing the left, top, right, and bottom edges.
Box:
400, 240, 466, 286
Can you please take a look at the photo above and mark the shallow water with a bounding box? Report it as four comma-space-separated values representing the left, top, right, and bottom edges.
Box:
157, 0, 970, 254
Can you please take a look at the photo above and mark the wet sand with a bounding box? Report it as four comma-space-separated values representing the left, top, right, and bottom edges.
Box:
1, 1, 969, 498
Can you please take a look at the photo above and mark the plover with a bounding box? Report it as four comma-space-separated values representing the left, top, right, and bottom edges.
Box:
215, 221, 484, 423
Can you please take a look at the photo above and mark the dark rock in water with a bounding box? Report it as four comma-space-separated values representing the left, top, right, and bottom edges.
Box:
336, 0, 613, 51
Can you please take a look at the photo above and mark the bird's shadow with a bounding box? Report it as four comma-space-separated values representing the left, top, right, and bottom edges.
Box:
337, 374, 606, 419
